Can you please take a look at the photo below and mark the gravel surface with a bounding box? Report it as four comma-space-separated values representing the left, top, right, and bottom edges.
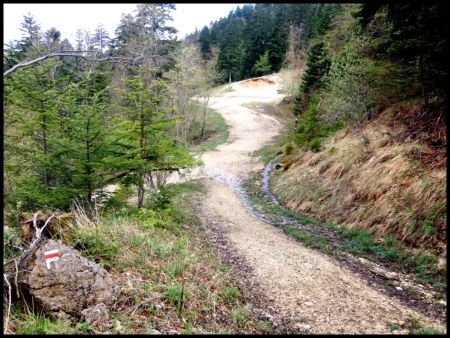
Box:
194, 74, 446, 334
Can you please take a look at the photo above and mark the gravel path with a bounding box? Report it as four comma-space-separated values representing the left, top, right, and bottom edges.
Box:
195, 75, 446, 334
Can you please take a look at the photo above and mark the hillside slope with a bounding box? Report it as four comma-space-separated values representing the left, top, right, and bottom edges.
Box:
271, 105, 446, 256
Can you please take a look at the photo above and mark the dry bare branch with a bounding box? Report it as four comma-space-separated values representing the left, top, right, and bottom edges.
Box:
3, 274, 12, 334
3, 50, 145, 77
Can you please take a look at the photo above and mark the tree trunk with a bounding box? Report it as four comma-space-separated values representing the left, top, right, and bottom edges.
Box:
41, 101, 50, 191
418, 53, 429, 107
137, 180, 145, 208
200, 108, 207, 141
138, 107, 146, 208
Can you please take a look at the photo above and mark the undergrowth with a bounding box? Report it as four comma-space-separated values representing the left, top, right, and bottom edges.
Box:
7, 180, 275, 334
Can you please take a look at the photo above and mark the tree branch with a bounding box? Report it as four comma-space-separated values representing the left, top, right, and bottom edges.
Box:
3, 50, 144, 77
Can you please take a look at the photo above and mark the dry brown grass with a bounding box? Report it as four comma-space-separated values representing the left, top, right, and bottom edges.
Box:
272, 109, 446, 255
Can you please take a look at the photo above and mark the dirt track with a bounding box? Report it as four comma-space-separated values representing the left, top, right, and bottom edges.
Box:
194, 75, 446, 334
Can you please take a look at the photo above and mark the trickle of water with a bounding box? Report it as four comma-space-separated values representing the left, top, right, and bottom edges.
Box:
261, 157, 282, 205
182, 153, 299, 227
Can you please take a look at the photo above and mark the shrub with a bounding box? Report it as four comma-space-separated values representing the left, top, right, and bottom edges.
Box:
294, 97, 330, 151
147, 186, 174, 210
230, 306, 250, 327
220, 287, 241, 300
283, 142, 294, 155
318, 35, 379, 125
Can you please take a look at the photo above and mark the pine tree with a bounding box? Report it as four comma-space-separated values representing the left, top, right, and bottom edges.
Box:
198, 26, 212, 60
55, 70, 113, 205
253, 50, 271, 76
301, 42, 331, 94
113, 73, 195, 208
92, 24, 110, 53
4, 59, 67, 209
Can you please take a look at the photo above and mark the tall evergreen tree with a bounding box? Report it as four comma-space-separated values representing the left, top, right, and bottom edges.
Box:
253, 50, 271, 76
113, 73, 194, 208
301, 42, 331, 94
198, 26, 212, 60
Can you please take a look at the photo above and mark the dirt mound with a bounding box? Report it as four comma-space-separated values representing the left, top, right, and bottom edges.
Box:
240, 77, 275, 89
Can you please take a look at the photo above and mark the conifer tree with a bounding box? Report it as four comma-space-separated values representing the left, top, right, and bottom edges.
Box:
301, 42, 330, 94
253, 50, 271, 76
198, 26, 212, 60
113, 72, 195, 208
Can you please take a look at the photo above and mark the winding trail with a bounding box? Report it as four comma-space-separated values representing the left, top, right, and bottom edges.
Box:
192, 74, 445, 334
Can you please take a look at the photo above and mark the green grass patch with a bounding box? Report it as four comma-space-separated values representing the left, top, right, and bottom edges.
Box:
412, 327, 446, 335
9, 305, 87, 334
283, 225, 313, 246
220, 287, 241, 301
190, 107, 230, 152
230, 306, 250, 327
166, 284, 184, 306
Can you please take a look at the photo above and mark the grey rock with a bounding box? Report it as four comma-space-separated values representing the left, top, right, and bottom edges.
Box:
295, 323, 312, 332
81, 303, 110, 325
260, 311, 274, 321
149, 329, 161, 334
19, 239, 120, 321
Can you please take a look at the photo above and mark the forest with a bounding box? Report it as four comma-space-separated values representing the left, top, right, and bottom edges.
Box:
3, 3, 447, 335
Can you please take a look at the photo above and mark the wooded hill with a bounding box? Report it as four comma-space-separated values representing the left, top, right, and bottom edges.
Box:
191, 3, 341, 82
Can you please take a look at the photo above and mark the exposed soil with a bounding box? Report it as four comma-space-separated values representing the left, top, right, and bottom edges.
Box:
185, 74, 446, 334
240, 77, 276, 89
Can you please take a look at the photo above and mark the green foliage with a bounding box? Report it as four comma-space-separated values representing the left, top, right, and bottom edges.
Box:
283, 226, 312, 246
71, 227, 121, 269
305, 4, 342, 41
292, 94, 302, 116
319, 35, 379, 125
198, 26, 212, 59
10, 306, 75, 334
388, 324, 400, 332
103, 185, 134, 211
283, 142, 294, 155
200, 4, 319, 82
253, 50, 272, 76
341, 228, 374, 255
328, 146, 337, 154
166, 284, 183, 303
112, 73, 196, 207
56, 70, 113, 204
300, 42, 331, 94
147, 186, 175, 210
412, 327, 445, 335
294, 97, 331, 151
230, 306, 250, 327
220, 287, 241, 301
4, 58, 72, 210
354, 3, 448, 103
3, 226, 23, 261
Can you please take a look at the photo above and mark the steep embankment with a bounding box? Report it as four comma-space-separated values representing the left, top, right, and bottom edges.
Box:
189, 75, 445, 334
271, 106, 446, 255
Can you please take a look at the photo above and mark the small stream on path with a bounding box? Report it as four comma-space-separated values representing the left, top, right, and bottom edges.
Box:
189, 154, 300, 227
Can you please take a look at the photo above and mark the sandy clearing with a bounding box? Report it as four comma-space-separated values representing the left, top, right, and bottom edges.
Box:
193, 74, 445, 333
